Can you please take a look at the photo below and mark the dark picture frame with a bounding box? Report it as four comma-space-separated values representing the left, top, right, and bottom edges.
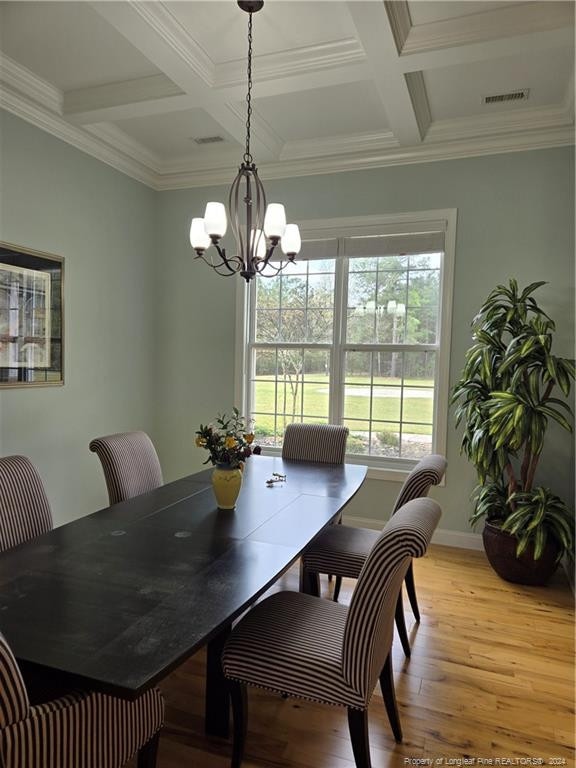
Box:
0, 242, 64, 387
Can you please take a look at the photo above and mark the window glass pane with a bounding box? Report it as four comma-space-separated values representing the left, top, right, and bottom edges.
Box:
370, 384, 402, 422
370, 423, 401, 457
342, 384, 372, 421
402, 388, 434, 424
405, 307, 438, 344
304, 349, 330, 378
404, 350, 436, 382
279, 309, 305, 342
409, 252, 441, 269
400, 423, 433, 459
302, 382, 329, 419
255, 309, 280, 342
281, 275, 307, 307
306, 309, 333, 343
308, 259, 336, 274
343, 419, 371, 455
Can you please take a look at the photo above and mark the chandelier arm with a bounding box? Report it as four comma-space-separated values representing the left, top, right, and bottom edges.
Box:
212, 243, 241, 274
194, 252, 241, 277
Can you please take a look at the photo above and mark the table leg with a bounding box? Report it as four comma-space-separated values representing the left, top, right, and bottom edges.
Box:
205, 624, 231, 738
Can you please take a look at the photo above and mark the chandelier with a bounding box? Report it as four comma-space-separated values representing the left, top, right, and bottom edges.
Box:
189, 0, 301, 282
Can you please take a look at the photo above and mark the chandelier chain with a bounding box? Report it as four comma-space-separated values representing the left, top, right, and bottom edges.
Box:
244, 12, 253, 164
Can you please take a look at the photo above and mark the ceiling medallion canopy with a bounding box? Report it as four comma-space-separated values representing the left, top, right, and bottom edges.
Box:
189, 0, 301, 282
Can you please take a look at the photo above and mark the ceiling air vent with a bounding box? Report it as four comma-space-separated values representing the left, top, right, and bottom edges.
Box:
483, 89, 530, 105
193, 135, 225, 145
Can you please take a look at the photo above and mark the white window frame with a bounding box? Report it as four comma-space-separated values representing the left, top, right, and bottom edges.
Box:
235, 209, 456, 480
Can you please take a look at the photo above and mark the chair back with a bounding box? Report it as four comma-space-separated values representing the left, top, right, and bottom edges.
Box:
0, 456, 53, 552
281, 424, 349, 464
342, 497, 441, 703
0, 633, 29, 728
392, 454, 447, 513
89, 431, 163, 505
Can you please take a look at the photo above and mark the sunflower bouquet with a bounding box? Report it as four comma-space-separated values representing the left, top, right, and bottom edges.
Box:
195, 407, 261, 469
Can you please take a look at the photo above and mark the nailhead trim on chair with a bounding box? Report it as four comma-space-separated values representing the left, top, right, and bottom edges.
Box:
89, 431, 163, 505
0, 456, 53, 552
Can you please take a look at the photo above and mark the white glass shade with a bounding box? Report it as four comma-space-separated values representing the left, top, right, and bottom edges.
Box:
251, 229, 266, 259
204, 202, 227, 238
281, 224, 301, 256
386, 300, 397, 314
190, 218, 211, 250
264, 203, 287, 239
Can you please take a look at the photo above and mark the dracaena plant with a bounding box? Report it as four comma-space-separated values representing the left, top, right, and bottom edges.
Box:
451, 279, 575, 561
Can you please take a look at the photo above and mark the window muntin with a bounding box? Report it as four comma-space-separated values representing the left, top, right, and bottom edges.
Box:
243, 214, 454, 467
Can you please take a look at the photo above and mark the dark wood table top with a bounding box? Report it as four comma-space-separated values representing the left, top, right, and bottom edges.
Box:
0, 455, 366, 698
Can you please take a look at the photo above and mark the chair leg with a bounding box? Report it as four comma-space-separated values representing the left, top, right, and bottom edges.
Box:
137, 731, 160, 768
301, 567, 320, 597
395, 589, 411, 659
229, 680, 248, 768
379, 654, 403, 743
333, 575, 343, 602
347, 708, 372, 768
405, 561, 420, 622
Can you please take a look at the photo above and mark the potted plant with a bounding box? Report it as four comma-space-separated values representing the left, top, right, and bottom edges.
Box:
451, 279, 575, 585
196, 407, 261, 510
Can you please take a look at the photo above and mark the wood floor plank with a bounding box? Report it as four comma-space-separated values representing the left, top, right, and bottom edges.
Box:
127, 543, 574, 767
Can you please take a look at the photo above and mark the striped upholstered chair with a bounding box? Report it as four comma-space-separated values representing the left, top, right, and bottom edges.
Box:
281, 423, 349, 464
0, 455, 53, 552
302, 454, 447, 657
222, 497, 442, 768
282, 423, 349, 588
0, 631, 164, 768
89, 431, 163, 505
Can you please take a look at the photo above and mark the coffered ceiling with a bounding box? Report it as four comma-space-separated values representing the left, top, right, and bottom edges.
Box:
0, 1, 573, 189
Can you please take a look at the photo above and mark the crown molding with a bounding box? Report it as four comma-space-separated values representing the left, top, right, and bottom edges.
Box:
427, 104, 574, 143
84, 123, 163, 173
0, 85, 156, 188
155, 125, 575, 190
0, 53, 62, 113
281, 131, 398, 162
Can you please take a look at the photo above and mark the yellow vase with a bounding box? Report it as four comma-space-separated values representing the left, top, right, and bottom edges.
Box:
212, 465, 243, 510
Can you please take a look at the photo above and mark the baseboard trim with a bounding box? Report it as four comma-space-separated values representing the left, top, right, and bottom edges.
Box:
342, 514, 484, 551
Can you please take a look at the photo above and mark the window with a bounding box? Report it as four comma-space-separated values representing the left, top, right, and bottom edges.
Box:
239, 211, 456, 470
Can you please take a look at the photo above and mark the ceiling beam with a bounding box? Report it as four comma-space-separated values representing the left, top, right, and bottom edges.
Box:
63, 74, 190, 125
401, 1, 574, 56
90, 1, 282, 160
346, 1, 423, 145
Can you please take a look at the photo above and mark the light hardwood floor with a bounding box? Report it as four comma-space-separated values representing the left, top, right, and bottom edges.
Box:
141, 545, 575, 768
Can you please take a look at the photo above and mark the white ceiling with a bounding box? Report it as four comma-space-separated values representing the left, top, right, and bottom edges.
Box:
0, 0, 573, 189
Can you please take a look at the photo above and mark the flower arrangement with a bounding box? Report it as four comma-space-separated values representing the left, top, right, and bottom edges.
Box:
196, 407, 261, 469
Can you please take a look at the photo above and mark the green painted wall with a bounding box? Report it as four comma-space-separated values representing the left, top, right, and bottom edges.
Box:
1, 108, 573, 536
0, 110, 158, 524
157, 146, 575, 535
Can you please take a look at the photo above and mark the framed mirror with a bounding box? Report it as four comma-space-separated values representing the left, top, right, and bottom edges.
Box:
0, 242, 64, 387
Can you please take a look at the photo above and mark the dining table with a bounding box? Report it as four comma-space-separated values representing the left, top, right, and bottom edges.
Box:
0, 453, 366, 737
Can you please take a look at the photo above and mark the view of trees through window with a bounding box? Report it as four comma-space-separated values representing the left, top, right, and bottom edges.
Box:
247, 246, 443, 460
